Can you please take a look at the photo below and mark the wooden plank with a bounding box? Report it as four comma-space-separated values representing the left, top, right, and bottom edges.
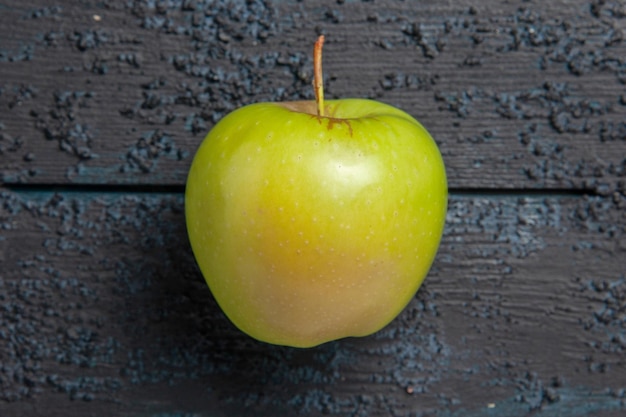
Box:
1, 0, 625, 191
1, 189, 624, 416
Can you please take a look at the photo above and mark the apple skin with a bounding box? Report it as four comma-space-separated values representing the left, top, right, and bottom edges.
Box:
185, 98, 447, 348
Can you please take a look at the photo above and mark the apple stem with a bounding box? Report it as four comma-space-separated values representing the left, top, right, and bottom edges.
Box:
314, 35, 325, 117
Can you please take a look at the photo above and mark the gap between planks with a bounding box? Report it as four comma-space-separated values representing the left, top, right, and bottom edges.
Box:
1, 183, 596, 198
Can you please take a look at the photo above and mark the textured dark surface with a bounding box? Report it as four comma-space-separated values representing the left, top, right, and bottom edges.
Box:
1, 0, 625, 416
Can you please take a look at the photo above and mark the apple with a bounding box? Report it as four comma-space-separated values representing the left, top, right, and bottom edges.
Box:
185, 36, 447, 348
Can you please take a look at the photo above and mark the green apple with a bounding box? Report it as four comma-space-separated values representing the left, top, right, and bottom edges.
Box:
185, 37, 447, 348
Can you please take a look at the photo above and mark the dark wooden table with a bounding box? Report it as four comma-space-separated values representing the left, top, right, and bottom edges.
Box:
1, 1, 625, 416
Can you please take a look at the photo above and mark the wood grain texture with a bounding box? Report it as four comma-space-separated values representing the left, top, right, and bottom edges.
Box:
0, 191, 625, 416
0, 0, 624, 191
1, 0, 626, 416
